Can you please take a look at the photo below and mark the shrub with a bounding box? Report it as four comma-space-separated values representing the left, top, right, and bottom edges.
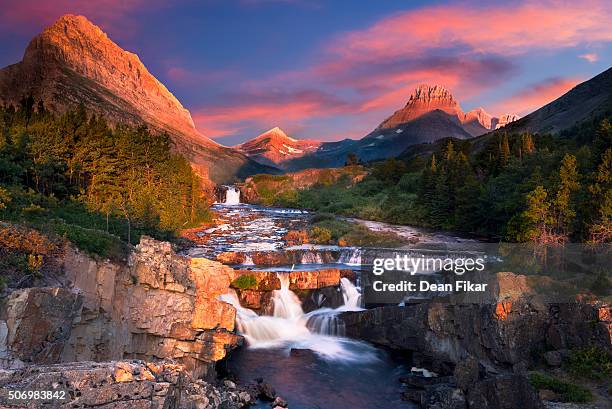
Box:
529, 372, 593, 403
232, 274, 257, 290
309, 226, 333, 244
52, 222, 128, 261
565, 346, 612, 380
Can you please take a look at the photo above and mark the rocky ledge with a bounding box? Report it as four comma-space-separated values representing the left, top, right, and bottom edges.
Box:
340, 272, 611, 409
0, 237, 241, 379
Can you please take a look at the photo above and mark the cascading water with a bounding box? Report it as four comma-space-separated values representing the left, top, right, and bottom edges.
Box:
338, 248, 362, 266
219, 272, 372, 361
223, 186, 241, 205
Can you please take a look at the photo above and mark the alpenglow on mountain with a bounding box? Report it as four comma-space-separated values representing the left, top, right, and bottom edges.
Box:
0, 14, 274, 183
278, 84, 519, 170
235, 127, 322, 169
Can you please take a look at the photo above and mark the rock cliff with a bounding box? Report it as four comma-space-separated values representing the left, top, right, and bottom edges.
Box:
0, 237, 241, 380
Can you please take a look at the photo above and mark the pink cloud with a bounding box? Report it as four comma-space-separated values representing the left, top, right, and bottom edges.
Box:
206, 0, 612, 138
0, 0, 172, 38
491, 77, 581, 116
579, 53, 599, 63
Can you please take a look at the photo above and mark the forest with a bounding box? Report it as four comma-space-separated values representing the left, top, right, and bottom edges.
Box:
272, 118, 611, 243
0, 98, 209, 259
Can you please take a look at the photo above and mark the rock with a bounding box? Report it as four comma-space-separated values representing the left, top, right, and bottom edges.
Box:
454, 357, 483, 390
401, 389, 424, 403
0, 287, 82, 366
238, 391, 251, 403
423, 384, 466, 409
539, 389, 560, 401
543, 351, 564, 367
224, 379, 236, 389
1, 236, 242, 380
272, 396, 288, 407
467, 373, 543, 409
0, 360, 188, 408
258, 382, 277, 400
399, 375, 454, 389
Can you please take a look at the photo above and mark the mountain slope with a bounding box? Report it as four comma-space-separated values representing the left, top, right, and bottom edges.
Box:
500, 67, 612, 135
0, 14, 274, 184
235, 127, 321, 169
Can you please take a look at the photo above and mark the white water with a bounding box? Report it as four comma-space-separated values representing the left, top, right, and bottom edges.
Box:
219, 273, 372, 362
224, 186, 241, 205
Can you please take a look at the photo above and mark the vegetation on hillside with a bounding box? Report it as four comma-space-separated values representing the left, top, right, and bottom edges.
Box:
269, 118, 611, 243
0, 99, 210, 260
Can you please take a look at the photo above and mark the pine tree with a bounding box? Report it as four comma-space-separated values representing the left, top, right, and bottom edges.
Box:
553, 153, 580, 238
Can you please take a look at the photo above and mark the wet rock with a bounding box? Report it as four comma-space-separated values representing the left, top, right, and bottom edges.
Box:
258, 382, 277, 400
272, 396, 288, 407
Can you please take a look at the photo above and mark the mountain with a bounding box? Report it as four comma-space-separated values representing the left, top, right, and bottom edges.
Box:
235, 127, 321, 169
499, 67, 612, 135
0, 14, 274, 184
282, 85, 518, 170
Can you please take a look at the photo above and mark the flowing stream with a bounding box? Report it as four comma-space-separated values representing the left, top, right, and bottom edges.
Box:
191, 187, 475, 408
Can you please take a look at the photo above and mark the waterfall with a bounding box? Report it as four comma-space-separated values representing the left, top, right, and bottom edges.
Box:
218, 272, 364, 358
300, 251, 324, 264
340, 277, 362, 309
224, 186, 240, 205
243, 253, 254, 265
338, 248, 362, 265
272, 274, 304, 319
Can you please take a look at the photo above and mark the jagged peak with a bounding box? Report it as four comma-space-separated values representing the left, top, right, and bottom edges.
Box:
408, 84, 457, 104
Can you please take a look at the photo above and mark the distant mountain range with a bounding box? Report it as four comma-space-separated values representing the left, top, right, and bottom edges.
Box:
246, 84, 520, 170
0, 15, 275, 184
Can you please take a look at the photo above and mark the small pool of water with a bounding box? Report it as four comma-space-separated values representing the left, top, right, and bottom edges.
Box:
227, 346, 416, 409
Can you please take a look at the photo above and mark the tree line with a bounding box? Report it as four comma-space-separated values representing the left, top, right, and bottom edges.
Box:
0, 98, 209, 247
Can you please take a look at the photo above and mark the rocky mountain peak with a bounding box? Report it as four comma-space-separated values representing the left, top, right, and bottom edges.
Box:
408, 84, 458, 106
378, 84, 463, 130
494, 113, 521, 129
464, 107, 494, 130
18, 14, 200, 140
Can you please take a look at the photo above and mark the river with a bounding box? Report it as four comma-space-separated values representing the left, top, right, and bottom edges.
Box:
186, 194, 472, 408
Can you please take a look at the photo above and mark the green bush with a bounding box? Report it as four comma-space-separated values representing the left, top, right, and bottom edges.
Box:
232, 274, 257, 290
529, 372, 593, 403
565, 346, 612, 380
52, 222, 128, 261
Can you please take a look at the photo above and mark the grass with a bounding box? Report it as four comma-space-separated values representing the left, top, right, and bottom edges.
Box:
308, 216, 406, 247
231, 274, 258, 290
529, 372, 593, 403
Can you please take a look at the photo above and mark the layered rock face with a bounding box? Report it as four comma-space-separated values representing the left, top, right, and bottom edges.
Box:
0, 237, 241, 380
235, 127, 321, 169
0, 15, 271, 183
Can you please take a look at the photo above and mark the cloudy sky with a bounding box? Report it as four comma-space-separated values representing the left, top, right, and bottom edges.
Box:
1, 0, 610, 145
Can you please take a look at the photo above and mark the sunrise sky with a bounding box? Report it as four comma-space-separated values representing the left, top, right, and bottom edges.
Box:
1, 0, 611, 144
